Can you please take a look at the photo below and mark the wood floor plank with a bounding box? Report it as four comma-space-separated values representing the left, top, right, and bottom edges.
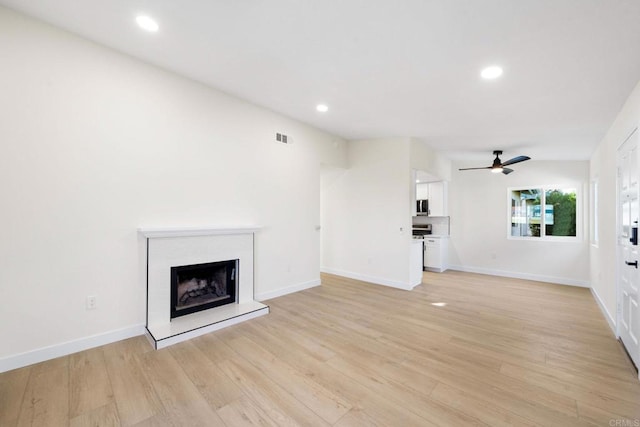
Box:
500, 362, 640, 419
0, 366, 30, 426
137, 349, 224, 425
218, 356, 328, 427
16, 359, 69, 427
576, 400, 639, 426
545, 351, 640, 386
429, 381, 542, 427
333, 407, 383, 427
546, 347, 637, 377
168, 340, 244, 410
246, 316, 336, 362
232, 322, 378, 412
103, 338, 164, 426
354, 396, 440, 427
225, 335, 352, 424
191, 331, 240, 364
395, 339, 581, 416
217, 395, 280, 427
69, 346, 114, 418
326, 355, 485, 426
131, 399, 223, 427
281, 321, 442, 401
70, 402, 121, 427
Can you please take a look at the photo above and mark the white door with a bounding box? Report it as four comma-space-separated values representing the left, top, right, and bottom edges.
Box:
617, 128, 640, 370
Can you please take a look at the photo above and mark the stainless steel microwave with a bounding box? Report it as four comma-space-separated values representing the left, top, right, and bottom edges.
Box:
416, 199, 429, 215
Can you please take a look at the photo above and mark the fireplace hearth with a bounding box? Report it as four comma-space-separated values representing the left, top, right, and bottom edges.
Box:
171, 259, 238, 319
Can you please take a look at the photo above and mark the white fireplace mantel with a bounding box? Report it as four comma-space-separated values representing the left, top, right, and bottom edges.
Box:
140, 225, 268, 349
138, 225, 262, 239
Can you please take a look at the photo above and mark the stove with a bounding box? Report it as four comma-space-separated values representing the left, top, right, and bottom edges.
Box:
412, 224, 432, 237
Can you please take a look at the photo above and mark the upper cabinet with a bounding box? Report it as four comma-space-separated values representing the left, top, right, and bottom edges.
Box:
414, 180, 448, 216
428, 181, 448, 216
416, 183, 430, 200
413, 169, 448, 217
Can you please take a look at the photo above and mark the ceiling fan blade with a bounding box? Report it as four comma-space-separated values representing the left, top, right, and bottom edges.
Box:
502, 167, 514, 175
501, 155, 530, 166
458, 166, 491, 171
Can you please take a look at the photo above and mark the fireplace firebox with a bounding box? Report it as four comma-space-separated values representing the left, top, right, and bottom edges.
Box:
170, 259, 238, 319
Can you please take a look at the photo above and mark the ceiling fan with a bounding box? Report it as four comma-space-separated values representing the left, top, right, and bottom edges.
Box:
459, 150, 531, 175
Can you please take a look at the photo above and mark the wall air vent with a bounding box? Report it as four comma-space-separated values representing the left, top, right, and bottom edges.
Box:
276, 133, 290, 144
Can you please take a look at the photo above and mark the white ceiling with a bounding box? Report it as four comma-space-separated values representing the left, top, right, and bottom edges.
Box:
3, 0, 640, 162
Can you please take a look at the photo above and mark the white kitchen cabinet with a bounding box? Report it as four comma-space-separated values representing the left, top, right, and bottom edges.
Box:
415, 181, 447, 216
424, 237, 448, 272
427, 181, 447, 216
416, 183, 430, 200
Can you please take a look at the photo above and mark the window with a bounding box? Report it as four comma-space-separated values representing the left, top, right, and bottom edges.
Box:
509, 187, 579, 239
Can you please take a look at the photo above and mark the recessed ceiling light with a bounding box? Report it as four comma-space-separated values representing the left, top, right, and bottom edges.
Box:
316, 104, 329, 113
136, 15, 159, 32
481, 66, 503, 80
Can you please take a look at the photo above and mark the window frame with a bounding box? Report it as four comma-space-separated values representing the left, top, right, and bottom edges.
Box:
507, 185, 582, 242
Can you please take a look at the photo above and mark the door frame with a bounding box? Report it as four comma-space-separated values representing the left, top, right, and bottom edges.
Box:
615, 126, 639, 365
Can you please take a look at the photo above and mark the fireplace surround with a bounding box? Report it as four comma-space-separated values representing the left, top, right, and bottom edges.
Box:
139, 226, 268, 349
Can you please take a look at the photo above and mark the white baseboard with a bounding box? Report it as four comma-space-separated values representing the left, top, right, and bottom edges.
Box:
590, 287, 617, 335
447, 265, 590, 288
320, 267, 415, 291
0, 324, 145, 374
255, 278, 321, 301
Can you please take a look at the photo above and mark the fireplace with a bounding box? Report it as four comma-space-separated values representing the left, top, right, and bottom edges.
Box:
170, 259, 238, 319
141, 226, 268, 349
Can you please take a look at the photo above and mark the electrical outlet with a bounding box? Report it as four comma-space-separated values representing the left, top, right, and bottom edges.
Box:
86, 295, 97, 310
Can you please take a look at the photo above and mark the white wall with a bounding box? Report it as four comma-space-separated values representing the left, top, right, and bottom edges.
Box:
0, 6, 346, 366
321, 138, 413, 289
449, 160, 590, 286
590, 79, 640, 329
411, 140, 452, 181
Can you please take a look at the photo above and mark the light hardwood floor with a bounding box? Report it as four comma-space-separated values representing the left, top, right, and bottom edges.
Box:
1, 271, 639, 426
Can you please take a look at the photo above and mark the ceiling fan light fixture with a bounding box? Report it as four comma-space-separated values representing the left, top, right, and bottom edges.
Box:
458, 150, 531, 175
458, 150, 530, 175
